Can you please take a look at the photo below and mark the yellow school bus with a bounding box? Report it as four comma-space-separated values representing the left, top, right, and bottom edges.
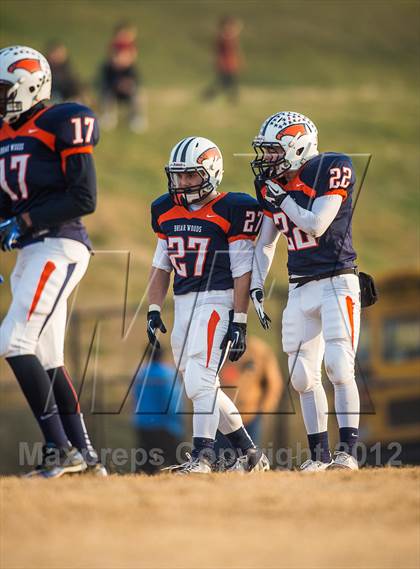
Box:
357, 270, 420, 463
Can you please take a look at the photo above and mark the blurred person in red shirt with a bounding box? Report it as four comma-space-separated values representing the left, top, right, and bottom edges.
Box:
99, 22, 147, 133
203, 16, 243, 104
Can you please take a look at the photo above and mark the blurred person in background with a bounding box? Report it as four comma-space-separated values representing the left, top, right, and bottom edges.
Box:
133, 347, 185, 474
203, 16, 243, 104
99, 22, 147, 133
216, 335, 283, 452
46, 41, 82, 103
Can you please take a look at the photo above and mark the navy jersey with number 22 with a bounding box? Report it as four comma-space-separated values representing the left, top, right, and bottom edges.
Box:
257, 152, 357, 276
151, 192, 262, 294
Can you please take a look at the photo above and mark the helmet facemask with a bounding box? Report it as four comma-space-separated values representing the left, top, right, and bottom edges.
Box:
0, 81, 22, 119
166, 165, 214, 207
251, 141, 291, 178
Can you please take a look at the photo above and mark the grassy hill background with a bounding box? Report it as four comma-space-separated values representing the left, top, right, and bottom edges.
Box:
1, 0, 419, 299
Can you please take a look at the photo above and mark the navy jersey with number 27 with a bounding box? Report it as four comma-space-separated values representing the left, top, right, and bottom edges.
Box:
151, 192, 262, 294
257, 152, 357, 276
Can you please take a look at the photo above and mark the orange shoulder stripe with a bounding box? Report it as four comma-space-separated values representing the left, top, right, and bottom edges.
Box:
228, 234, 257, 243
324, 189, 348, 201
60, 145, 93, 173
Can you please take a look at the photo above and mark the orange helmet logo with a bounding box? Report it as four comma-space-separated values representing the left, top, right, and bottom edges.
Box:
197, 147, 221, 164
8, 58, 42, 73
276, 123, 309, 140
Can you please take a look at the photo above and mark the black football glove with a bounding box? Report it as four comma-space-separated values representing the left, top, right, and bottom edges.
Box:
0, 216, 27, 251
220, 314, 247, 362
264, 179, 288, 209
250, 288, 272, 330
146, 310, 167, 350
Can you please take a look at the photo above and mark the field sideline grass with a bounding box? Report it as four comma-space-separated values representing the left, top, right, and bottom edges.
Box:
1, 467, 419, 569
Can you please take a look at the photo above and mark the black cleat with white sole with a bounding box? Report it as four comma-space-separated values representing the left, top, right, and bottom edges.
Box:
24, 445, 87, 479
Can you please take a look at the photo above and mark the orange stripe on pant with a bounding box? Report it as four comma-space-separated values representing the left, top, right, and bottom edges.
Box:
27, 261, 56, 321
345, 296, 355, 348
206, 310, 221, 368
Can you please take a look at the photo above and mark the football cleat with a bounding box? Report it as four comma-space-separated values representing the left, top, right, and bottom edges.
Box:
24, 445, 87, 479
299, 459, 332, 472
0, 46, 52, 123
251, 111, 318, 178
228, 448, 270, 473
165, 136, 223, 207
327, 451, 359, 470
162, 452, 212, 475
84, 462, 108, 477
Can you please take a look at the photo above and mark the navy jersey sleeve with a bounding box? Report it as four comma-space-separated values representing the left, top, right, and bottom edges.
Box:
27, 104, 99, 230
52, 103, 99, 175
312, 154, 355, 201
225, 193, 263, 242
151, 195, 170, 239
53, 103, 100, 151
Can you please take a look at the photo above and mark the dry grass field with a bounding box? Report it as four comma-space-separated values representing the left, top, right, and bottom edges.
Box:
1, 468, 419, 569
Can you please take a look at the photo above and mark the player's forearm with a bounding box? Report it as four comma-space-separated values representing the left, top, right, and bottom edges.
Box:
280, 195, 342, 238
233, 271, 251, 315
250, 216, 280, 290
148, 267, 171, 309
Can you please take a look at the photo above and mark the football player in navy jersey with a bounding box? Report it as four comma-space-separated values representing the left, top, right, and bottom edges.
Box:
0, 46, 106, 477
250, 112, 361, 471
147, 136, 269, 473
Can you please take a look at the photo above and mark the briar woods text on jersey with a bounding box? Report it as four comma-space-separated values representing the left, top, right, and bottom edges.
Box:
174, 224, 202, 233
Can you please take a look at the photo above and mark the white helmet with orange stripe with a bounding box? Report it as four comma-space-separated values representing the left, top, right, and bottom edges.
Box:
0, 46, 51, 123
165, 136, 224, 207
252, 111, 318, 177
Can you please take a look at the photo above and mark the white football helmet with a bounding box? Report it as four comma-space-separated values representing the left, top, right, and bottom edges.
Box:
0, 46, 52, 123
165, 136, 224, 206
252, 111, 318, 177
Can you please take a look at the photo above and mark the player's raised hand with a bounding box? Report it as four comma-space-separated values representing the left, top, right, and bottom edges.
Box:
146, 309, 167, 350
0, 217, 24, 251
220, 315, 247, 362
264, 179, 288, 209
250, 288, 272, 330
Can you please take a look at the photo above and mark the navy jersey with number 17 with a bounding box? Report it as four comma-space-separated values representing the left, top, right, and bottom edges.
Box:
257, 152, 357, 276
151, 192, 262, 295
0, 102, 99, 248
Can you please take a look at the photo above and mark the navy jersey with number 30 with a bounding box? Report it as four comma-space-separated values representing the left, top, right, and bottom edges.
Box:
257, 152, 357, 276
0, 102, 99, 247
151, 192, 262, 294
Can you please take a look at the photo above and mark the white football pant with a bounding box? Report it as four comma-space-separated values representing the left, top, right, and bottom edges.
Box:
0, 238, 90, 369
282, 274, 361, 434
171, 290, 244, 439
